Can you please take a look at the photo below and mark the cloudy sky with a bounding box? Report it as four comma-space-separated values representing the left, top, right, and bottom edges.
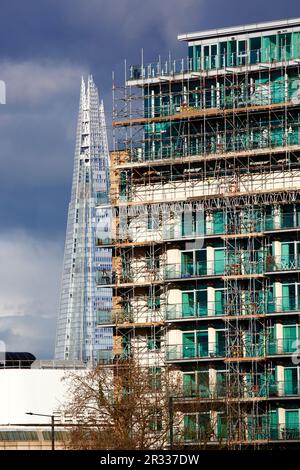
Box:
1, 0, 299, 358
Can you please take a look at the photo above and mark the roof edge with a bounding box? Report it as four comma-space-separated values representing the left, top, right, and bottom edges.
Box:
178, 17, 300, 42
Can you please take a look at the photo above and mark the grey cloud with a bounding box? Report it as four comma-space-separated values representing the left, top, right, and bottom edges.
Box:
0, 231, 63, 357
0, 60, 87, 106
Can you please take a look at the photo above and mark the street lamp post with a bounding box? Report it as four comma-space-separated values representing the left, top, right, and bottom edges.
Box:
26, 412, 55, 450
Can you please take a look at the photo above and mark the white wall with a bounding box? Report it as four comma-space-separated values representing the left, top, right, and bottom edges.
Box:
0, 369, 71, 424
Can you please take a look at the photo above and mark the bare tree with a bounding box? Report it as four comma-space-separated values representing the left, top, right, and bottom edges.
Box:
63, 360, 181, 450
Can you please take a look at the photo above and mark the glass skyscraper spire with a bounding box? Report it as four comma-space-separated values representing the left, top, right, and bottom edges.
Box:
55, 76, 112, 363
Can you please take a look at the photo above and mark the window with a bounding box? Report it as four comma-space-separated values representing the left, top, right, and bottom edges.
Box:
284, 368, 300, 396
181, 249, 207, 276
184, 413, 211, 442
147, 329, 161, 350
181, 289, 207, 317
249, 37, 261, 64
183, 371, 209, 397
183, 330, 208, 358
148, 367, 162, 390
215, 289, 225, 316
147, 286, 161, 310
238, 40, 247, 65
149, 410, 162, 432
220, 42, 228, 67
214, 248, 225, 274
283, 324, 300, 353
285, 410, 300, 439
212, 210, 225, 234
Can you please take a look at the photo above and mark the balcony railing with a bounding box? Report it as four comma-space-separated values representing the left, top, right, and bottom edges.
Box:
182, 380, 300, 400
178, 423, 300, 444
166, 343, 225, 361
125, 130, 300, 165
96, 310, 113, 324
166, 338, 300, 361
164, 259, 266, 280
95, 271, 115, 286
162, 212, 300, 241
165, 296, 300, 320
166, 301, 224, 320
165, 262, 224, 279
266, 255, 300, 272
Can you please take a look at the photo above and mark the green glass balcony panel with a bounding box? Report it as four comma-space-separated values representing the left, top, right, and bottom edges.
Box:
182, 332, 208, 359
285, 411, 300, 439
197, 290, 208, 316
215, 290, 224, 316
216, 331, 226, 356
183, 373, 196, 397
268, 374, 278, 397
198, 372, 210, 398
278, 33, 292, 61
97, 350, 113, 363
270, 410, 279, 440
217, 414, 228, 440
262, 35, 278, 62
214, 249, 225, 275
284, 369, 298, 395
181, 262, 194, 277
283, 326, 297, 353
196, 261, 207, 276
281, 209, 294, 229
245, 333, 265, 357
183, 333, 195, 359
184, 415, 197, 441
250, 37, 261, 64
216, 372, 227, 398
198, 414, 211, 440
248, 415, 268, 441
96, 310, 112, 324
213, 211, 224, 234
165, 264, 177, 279
282, 284, 296, 311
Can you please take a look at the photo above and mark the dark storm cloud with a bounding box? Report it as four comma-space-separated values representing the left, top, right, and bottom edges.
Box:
0, 0, 299, 356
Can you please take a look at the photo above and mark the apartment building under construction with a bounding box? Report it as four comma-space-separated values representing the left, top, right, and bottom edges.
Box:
97, 17, 300, 447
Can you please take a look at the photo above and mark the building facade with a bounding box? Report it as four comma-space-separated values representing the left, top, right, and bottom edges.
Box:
55, 76, 113, 363
103, 18, 300, 447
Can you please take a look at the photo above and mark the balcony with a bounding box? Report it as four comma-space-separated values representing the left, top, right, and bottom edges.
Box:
96, 310, 113, 325
165, 261, 224, 280
266, 255, 300, 273
123, 130, 300, 166
166, 301, 224, 320
177, 422, 300, 445
95, 270, 116, 286
166, 296, 300, 321
267, 338, 300, 356
181, 380, 300, 400
166, 338, 300, 362
164, 259, 265, 281
162, 212, 300, 242
166, 343, 225, 362
128, 45, 300, 82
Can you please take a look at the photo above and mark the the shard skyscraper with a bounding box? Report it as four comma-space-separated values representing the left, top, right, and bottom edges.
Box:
55, 76, 112, 363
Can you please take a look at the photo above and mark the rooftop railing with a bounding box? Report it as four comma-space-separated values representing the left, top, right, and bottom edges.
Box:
128, 45, 300, 81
